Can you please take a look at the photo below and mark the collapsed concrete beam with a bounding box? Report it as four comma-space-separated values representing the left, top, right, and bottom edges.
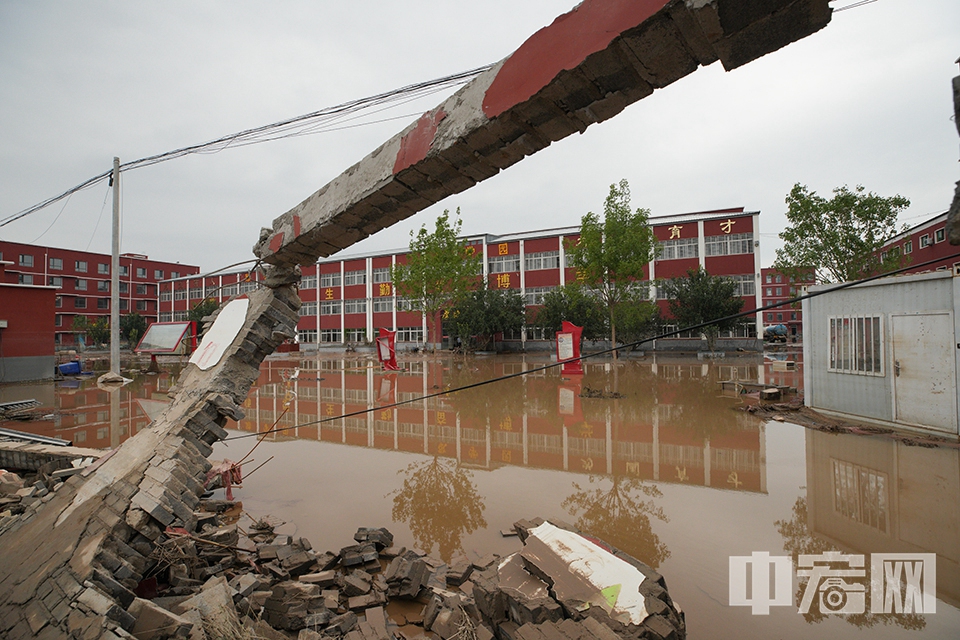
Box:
253, 0, 831, 267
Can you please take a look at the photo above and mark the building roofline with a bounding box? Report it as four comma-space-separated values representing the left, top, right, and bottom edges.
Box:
882, 211, 949, 246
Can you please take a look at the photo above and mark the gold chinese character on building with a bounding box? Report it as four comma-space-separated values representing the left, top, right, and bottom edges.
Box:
720, 219, 735, 234
437, 442, 448, 455
437, 411, 446, 425
378, 283, 391, 296
324, 288, 334, 300
675, 466, 689, 482
498, 243, 508, 256
626, 461, 640, 476
727, 471, 743, 489
380, 409, 392, 421
499, 416, 512, 431
502, 450, 512, 463
325, 404, 335, 416
468, 446, 478, 459
496, 273, 510, 288
669, 225, 682, 239
581, 458, 594, 471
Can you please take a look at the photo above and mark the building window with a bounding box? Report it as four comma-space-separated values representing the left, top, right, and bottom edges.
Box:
919, 234, 930, 248
373, 297, 393, 313
75, 298, 87, 309
705, 232, 753, 257
48, 276, 62, 288
776, 313, 783, 321
174, 289, 187, 300
120, 282, 129, 294
766, 287, 772, 297
832, 460, 888, 532
159, 312, 172, 322
829, 316, 883, 376
396, 297, 415, 312
524, 286, 555, 306
98, 263, 109, 275
49, 257, 63, 270
55, 296, 62, 308
320, 272, 341, 288
55, 314, 62, 327
343, 269, 366, 286
301, 274, 317, 289
154, 269, 163, 279
120, 265, 129, 276
75, 260, 87, 273
173, 311, 188, 321
170, 271, 180, 279
120, 299, 128, 311
300, 301, 318, 316
97, 298, 109, 309
19, 254, 33, 267
766, 313, 774, 322
320, 329, 342, 343
524, 251, 561, 271
189, 287, 203, 299
396, 327, 424, 342
657, 238, 698, 261
775, 287, 782, 296
903, 240, 912, 254
791, 312, 797, 320
136, 300, 147, 311
320, 301, 341, 315
97, 281, 109, 292
344, 328, 366, 342
160, 291, 172, 302
298, 329, 318, 343
372, 267, 391, 283
729, 275, 755, 297
935, 228, 945, 243
765, 274, 772, 284
136, 267, 146, 278
488, 255, 521, 274
222, 284, 238, 297
136, 284, 148, 295
775, 274, 782, 283
344, 299, 367, 314
75, 279, 87, 291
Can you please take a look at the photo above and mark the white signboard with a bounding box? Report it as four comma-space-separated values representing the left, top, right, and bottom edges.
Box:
557, 333, 575, 360
188, 299, 249, 371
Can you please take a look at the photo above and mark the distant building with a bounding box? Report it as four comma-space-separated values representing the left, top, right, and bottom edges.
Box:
0, 260, 56, 381
0, 241, 199, 347
159, 207, 764, 350
759, 267, 815, 341
878, 211, 957, 274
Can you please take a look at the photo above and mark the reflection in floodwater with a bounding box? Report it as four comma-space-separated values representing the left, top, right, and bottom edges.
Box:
562, 475, 669, 569
774, 426, 960, 630
390, 456, 486, 562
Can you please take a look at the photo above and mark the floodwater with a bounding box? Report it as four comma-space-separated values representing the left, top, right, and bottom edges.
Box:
3, 351, 959, 639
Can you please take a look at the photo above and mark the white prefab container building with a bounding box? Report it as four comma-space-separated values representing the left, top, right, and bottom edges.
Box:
802, 268, 960, 439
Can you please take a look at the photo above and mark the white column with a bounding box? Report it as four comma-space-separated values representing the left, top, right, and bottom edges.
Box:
697, 220, 706, 269
366, 257, 374, 341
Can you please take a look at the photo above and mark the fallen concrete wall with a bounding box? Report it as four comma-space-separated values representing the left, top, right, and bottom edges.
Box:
253, 0, 831, 268
0, 269, 300, 639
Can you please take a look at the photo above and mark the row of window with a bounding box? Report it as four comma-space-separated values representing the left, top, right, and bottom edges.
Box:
883, 227, 947, 260
52, 297, 151, 315
764, 286, 796, 298
14, 254, 180, 279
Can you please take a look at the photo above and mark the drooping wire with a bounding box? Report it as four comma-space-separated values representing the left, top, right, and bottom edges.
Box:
834, 0, 879, 12
222, 249, 960, 442
85, 184, 112, 251
0, 65, 492, 229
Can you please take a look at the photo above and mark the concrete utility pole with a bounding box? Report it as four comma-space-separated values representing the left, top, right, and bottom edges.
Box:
110, 157, 120, 375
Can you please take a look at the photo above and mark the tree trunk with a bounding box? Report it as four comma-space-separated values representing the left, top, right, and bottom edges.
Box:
609, 304, 618, 361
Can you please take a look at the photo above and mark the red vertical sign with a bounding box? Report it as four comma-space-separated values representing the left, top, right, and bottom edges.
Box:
376, 328, 400, 371
556, 321, 583, 376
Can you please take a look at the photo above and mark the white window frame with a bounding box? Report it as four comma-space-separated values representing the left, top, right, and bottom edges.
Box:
320, 272, 341, 288
524, 251, 560, 271
828, 315, 884, 376
343, 269, 366, 286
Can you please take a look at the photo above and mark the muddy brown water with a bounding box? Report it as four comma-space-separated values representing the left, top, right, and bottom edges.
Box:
3, 351, 958, 638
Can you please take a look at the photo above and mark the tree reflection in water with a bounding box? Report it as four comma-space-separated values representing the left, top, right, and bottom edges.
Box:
562, 475, 669, 569
775, 495, 925, 631
390, 456, 487, 563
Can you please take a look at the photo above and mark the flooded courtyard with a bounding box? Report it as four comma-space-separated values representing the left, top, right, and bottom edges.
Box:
2, 351, 959, 638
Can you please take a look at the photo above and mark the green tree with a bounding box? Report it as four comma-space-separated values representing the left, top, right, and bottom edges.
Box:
87, 317, 110, 346
533, 284, 607, 343
660, 266, 744, 353
188, 298, 220, 324
391, 209, 480, 350
610, 285, 660, 350
120, 312, 147, 346
774, 183, 910, 283
567, 180, 658, 358
447, 284, 525, 352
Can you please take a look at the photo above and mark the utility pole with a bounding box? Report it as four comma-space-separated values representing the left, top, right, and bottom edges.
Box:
110, 157, 120, 375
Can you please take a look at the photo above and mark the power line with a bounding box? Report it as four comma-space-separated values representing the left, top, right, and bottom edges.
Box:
0, 65, 492, 229
223, 249, 960, 442
834, 0, 879, 13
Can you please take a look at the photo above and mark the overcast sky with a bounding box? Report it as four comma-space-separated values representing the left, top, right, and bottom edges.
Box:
1, 1, 957, 273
